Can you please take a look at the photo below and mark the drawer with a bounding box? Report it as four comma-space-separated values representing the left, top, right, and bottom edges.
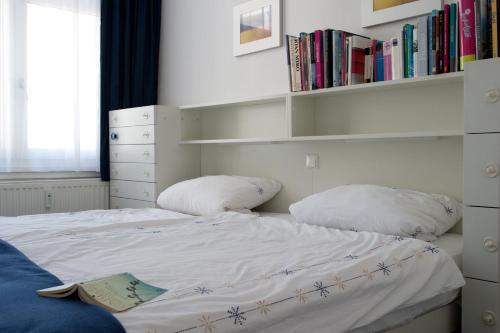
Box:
109, 125, 155, 145
110, 145, 155, 163
463, 207, 499, 282
110, 180, 156, 202
110, 196, 156, 209
465, 58, 500, 134
464, 134, 500, 208
110, 163, 156, 182
462, 278, 499, 332
109, 106, 156, 127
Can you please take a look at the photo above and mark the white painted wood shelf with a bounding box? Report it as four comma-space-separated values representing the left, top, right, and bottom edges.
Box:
178, 72, 465, 145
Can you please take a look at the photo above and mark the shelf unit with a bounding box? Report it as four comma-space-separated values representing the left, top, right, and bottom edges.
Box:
178, 72, 464, 144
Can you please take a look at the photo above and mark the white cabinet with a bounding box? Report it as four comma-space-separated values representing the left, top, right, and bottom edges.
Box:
465, 58, 500, 134
463, 58, 500, 332
108, 105, 200, 208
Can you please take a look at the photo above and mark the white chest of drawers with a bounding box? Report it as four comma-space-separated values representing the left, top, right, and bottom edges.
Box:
463, 58, 500, 333
108, 105, 200, 209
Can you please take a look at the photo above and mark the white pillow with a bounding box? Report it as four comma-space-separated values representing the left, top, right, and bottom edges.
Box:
289, 184, 462, 240
157, 175, 281, 216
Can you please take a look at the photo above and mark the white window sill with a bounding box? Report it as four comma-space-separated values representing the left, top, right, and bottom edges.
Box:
0, 172, 101, 181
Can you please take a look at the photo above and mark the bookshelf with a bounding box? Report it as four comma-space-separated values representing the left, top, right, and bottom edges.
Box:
179, 72, 464, 145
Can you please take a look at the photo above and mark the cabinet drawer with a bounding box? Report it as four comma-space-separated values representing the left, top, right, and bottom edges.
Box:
110, 163, 156, 182
110, 145, 155, 163
462, 278, 499, 332
110, 180, 156, 202
465, 58, 500, 134
110, 196, 156, 209
109, 106, 155, 127
463, 207, 499, 282
464, 134, 500, 208
109, 125, 155, 145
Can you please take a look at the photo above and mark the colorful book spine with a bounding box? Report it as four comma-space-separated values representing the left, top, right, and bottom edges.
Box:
438, 10, 445, 73
372, 39, 378, 81
493, 0, 499, 57
458, 0, 477, 69
314, 30, 324, 89
428, 16, 433, 75
332, 31, 342, 87
364, 47, 373, 83
299, 33, 306, 91
376, 41, 385, 81
309, 33, 315, 90
432, 11, 438, 74
324, 29, 333, 88
450, 3, 458, 72
444, 5, 450, 72
383, 40, 392, 81
413, 28, 419, 77
418, 17, 428, 77
405, 24, 414, 78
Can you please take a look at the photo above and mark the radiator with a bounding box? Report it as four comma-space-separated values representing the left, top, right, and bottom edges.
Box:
0, 179, 109, 216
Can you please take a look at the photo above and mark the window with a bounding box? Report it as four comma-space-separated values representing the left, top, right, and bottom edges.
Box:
0, 0, 100, 173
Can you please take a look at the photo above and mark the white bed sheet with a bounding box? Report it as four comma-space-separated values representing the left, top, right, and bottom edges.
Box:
0, 208, 464, 333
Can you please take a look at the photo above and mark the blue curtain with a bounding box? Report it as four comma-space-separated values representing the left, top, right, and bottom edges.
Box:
100, 0, 162, 181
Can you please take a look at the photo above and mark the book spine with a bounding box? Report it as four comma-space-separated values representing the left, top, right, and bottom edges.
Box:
332, 31, 342, 87
480, 0, 491, 58
413, 28, 419, 78
428, 16, 433, 75
372, 39, 378, 81
406, 25, 414, 78
475, 0, 481, 59
314, 30, 324, 89
450, 4, 457, 72
432, 12, 438, 74
324, 29, 333, 88
391, 38, 399, 80
459, 0, 477, 69
398, 31, 404, 79
438, 10, 444, 73
292, 37, 302, 91
299, 33, 306, 91
418, 17, 428, 77
383, 40, 392, 81
493, 0, 499, 57
286, 35, 293, 92
341, 32, 347, 86
364, 47, 373, 83
444, 5, 450, 73
376, 41, 385, 81
309, 33, 315, 90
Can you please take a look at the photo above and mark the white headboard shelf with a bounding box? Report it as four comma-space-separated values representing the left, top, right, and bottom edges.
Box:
179, 72, 464, 145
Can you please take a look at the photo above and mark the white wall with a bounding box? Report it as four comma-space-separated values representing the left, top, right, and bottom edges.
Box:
158, 0, 419, 107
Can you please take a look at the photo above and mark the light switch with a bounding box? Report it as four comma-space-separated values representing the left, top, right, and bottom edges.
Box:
306, 154, 319, 169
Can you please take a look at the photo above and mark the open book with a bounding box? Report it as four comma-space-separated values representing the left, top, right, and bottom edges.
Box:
37, 273, 167, 313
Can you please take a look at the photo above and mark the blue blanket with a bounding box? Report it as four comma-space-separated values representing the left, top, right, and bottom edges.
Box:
0, 239, 126, 333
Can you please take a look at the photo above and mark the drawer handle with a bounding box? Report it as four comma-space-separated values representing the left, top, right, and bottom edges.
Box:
142, 113, 150, 119
482, 311, 496, 326
110, 132, 119, 141
484, 237, 498, 252
485, 89, 500, 103
485, 163, 499, 178
143, 132, 151, 138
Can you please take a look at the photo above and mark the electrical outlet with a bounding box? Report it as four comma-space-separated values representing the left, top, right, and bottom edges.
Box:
306, 154, 319, 169
44, 191, 53, 209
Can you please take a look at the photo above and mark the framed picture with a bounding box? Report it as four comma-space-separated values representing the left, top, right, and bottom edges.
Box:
233, 0, 282, 56
361, 0, 442, 27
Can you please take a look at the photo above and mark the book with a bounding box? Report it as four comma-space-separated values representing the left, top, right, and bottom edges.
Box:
371, 39, 378, 81
383, 40, 393, 80
413, 27, 419, 77
478, 0, 491, 59
324, 29, 333, 88
287, 35, 301, 92
314, 30, 325, 89
299, 32, 308, 91
418, 17, 428, 76
432, 12, 438, 74
444, 5, 450, 72
458, 0, 477, 69
309, 33, 316, 90
348, 35, 371, 85
332, 30, 342, 86
405, 24, 414, 78
450, 3, 458, 72
493, 0, 499, 57
286, 35, 293, 92
37, 273, 167, 313
364, 47, 373, 83
341, 32, 348, 86
438, 10, 445, 73
376, 41, 385, 81
391, 37, 402, 80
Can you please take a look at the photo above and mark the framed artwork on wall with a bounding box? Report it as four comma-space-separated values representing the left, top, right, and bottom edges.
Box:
233, 0, 282, 56
361, 0, 443, 27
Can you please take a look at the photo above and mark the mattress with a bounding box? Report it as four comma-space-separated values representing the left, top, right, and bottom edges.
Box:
0, 208, 464, 333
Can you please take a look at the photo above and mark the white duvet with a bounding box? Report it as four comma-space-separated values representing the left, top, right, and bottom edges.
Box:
0, 209, 465, 333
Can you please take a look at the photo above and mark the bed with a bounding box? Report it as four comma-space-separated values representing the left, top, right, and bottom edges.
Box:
0, 208, 464, 333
